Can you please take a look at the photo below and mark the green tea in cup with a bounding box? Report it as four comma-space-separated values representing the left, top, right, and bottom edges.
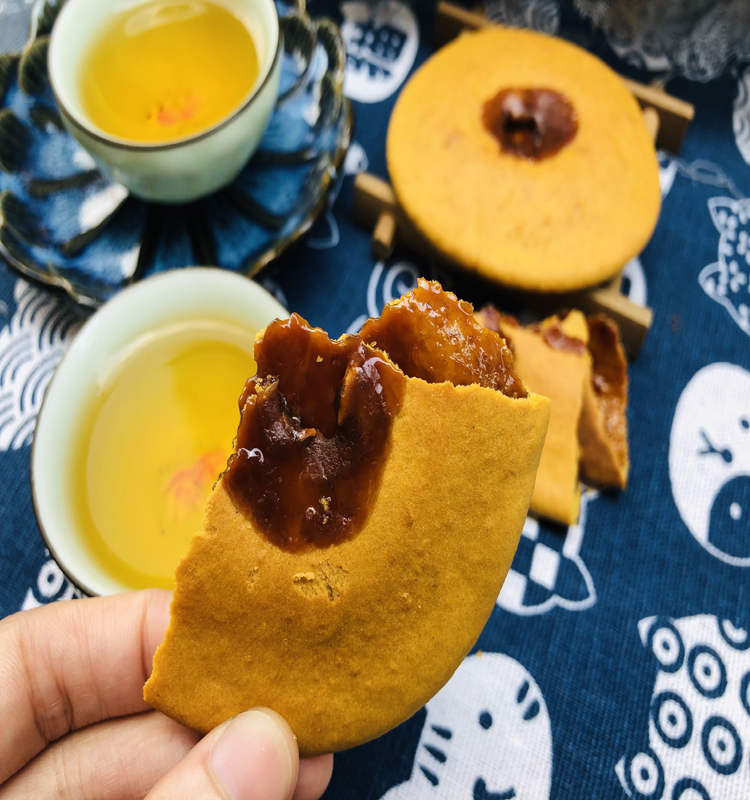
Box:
80, 0, 261, 143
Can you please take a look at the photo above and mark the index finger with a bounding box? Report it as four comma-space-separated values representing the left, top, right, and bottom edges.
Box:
0, 588, 171, 783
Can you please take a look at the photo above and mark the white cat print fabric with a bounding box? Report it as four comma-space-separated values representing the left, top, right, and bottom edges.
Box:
340, 0, 419, 104
346, 259, 420, 333
699, 198, 750, 337
381, 652, 552, 800
622, 257, 649, 307
734, 66, 750, 166
22, 556, 82, 610
669, 363, 750, 567
497, 492, 597, 616
616, 614, 750, 800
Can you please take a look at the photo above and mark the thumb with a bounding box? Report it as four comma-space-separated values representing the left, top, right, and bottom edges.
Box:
146, 708, 298, 800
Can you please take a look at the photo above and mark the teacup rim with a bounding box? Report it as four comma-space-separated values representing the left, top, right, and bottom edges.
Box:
47, 0, 283, 152
30, 267, 288, 596
30, 453, 98, 596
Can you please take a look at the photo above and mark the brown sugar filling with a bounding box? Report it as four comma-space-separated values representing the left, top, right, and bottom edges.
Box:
224, 280, 526, 552
475, 305, 586, 356
537, 320, 587, 355
473, 305, 520, 347
225, 316, 405, 552
361, 280, 526, 398
587, 315, 628, 467
482, 88, 578, 160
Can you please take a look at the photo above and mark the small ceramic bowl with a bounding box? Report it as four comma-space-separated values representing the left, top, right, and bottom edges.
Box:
47, 0, 282, 203
31, 268, 287, 596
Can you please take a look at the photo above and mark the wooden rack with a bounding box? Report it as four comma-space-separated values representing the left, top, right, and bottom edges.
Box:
353, 1, 695, 358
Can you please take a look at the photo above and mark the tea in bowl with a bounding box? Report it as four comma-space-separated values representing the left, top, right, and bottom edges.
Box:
47, 0, 282, 202
31, 269, 287, 595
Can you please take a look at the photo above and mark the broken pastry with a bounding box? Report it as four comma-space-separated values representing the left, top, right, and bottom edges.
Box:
482, 310, 589, 525
578, 315, 629, 488
475, 306, 629, 523
144, 280, 549, 756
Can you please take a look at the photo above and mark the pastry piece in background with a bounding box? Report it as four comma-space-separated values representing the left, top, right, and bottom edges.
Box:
479, 310, 590, 525
145, 280, 549, 756
387, 25, 660, 293
475, 306, 630, 524
578, 316, 629, 488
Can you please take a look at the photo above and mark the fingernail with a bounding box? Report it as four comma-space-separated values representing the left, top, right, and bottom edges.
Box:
209, 709, 294, 800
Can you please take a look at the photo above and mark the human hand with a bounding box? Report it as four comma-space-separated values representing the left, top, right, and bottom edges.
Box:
0, 589, 333, 799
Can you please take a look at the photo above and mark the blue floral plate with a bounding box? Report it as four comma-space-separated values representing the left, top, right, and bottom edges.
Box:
0, 0, 352, 307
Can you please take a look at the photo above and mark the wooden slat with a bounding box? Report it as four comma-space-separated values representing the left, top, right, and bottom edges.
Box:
353, 171, 652, 357
623, 79, 694, 154
567, 287, 653, 357
353, 172, 397, 222
353, 172, 435, 257
433, 1, 488, 46
642, 106, 661, 143
433, 0, 694, 152
372, 211, 397, 260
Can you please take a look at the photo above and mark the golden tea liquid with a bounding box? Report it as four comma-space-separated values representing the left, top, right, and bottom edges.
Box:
80, 0, 260, 142
73, 321, 256, 589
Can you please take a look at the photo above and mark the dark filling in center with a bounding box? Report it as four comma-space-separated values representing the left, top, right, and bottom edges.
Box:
360, 280, 526, 398
482, 88, 578, 160
587, 316, 627, 463
538, 321, 587, 355
224, 280, 525, 552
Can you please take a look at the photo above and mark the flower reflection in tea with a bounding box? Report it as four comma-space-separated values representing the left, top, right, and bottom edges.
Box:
73, 322, 257, 589
80, 0, 260, 142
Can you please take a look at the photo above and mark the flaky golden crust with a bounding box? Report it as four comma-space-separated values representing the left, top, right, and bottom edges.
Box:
579, 383, 627, 487
501, 317, 588, 525
144, 379, 549, 755
578, 317, 629, 488
387, 26, 660, 293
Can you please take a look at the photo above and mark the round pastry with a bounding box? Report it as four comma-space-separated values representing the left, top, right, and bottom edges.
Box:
386, 26, 661, 293
144, 280, 549, 755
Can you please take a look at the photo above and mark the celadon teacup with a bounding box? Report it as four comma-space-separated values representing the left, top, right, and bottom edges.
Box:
32, 268, 287, 596
47, 0, 282, 203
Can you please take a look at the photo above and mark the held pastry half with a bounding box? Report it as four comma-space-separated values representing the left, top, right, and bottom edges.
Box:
144, 280, 550, 756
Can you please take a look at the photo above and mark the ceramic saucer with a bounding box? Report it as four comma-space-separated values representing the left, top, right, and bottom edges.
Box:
0, 0, 352, 307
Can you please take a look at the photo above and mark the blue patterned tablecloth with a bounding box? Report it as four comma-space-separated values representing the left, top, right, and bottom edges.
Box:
2, 1, 750, 798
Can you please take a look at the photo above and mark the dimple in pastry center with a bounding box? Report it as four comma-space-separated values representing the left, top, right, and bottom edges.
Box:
482, 88, 578, 160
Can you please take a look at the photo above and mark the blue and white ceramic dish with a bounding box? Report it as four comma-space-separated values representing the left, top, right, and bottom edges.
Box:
0, 0, 352, 308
